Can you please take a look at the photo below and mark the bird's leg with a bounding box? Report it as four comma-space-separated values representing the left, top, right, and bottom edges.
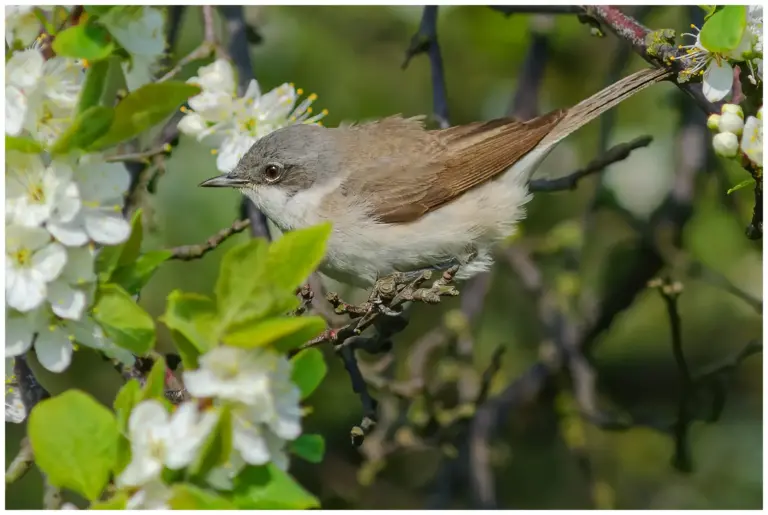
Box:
371, 258, 465, 310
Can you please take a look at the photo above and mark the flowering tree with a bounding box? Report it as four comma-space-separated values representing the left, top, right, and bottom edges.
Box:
4, 5, 763, 510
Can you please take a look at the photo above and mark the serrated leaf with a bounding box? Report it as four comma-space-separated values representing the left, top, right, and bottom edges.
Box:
161, 291, 218, 356
266, 222, 332, 292
223, 316, 326, 352
111, 250, 172, 295
727, 177, 756, 194
189, 406, 232, 479
28, 390, 119, 501
6, 135, 43, 153
700, 5, 747, 52
96, 209, 143, 283
141, 357, 166, 401
113, 379, 141, 429
232, 464, 320, 509
52, 19, 115, 61
290, 348, 327, 399
289, 434, 325, 463
93, 283, 155, 354
50, 105, 114, 155
78, 59, 110, 114
90, 81, 201, 149
170, 483, 237, 509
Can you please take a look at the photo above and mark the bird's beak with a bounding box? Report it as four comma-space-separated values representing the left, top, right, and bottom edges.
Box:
198, 174, 248, 188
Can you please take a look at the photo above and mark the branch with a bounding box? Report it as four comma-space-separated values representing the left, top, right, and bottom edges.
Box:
529, 135, 653, 192
507, 15, 552, 120
403, 6, 450, 128
218, 5, 272, 240
5, 437, 34, 485
580, 5, 720, 115
157, 6, 222, 83
168, 219, 251, 261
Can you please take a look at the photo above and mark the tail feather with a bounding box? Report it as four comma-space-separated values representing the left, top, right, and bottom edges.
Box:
538, 67, 672, 149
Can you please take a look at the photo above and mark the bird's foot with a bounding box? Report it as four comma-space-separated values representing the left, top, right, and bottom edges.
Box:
372, 261, 461, 308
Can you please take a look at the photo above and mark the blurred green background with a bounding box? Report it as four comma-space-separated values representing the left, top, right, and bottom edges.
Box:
6, 5, 762, 509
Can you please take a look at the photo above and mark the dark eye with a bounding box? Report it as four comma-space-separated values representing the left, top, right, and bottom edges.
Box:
264, 163, 283, 183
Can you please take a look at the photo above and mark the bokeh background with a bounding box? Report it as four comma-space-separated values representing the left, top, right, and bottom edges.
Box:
6, 5, 763, 509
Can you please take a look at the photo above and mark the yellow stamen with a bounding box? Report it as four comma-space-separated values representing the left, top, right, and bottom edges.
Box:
211, 149, 218, 155
296, 88, 304, 95
82, 59, 91, 69
321, 109, 329, 116
180, 106, 189, 113
308, 93, 318, 101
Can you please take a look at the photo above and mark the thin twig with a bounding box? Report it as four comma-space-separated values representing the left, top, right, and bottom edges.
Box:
5, 437, 34, 485
106, 144, 172, 163
43, 475, 63, 509
529, 136, 653, 192
403, 6, 450, 128
168, 219, 251, 261
157, 6, 221, 83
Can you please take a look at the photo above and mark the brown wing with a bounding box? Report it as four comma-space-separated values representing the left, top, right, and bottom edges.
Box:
333, 111, 565, 224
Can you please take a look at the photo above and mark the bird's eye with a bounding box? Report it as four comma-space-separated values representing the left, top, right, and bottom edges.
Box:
263, 163, 283, 183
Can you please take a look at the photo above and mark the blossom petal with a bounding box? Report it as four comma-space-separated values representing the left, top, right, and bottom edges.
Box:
61, 245, 97, 284
6, 268, 46, 312
83, 208, 131, 244
233, 416, 271, 465
5, 315, 35, 356
31, 242, 67, 282
703, 61, 734, 102
47, 280, 87, 320
217, 134, 256, 173
129, 400, 170, 435
5, 86, 27, 136
47, 217, 90, 247
75, 162, 131, 202
177, 113, 208, 137
34, 328, 73, 373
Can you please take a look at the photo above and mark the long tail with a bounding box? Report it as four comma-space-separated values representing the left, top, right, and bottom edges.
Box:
537, 66, 672, 149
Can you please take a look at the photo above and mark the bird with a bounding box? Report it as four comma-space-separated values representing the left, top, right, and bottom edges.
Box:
200, 66, 671, 288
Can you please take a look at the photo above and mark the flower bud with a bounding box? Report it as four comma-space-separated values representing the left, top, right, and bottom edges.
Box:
713, 132, 740, 158
707, 114, 721, 131
721, 103, 744, 119
719, 111, 745, 135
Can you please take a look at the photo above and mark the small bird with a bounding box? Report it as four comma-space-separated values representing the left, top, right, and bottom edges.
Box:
201, 67, 671, 288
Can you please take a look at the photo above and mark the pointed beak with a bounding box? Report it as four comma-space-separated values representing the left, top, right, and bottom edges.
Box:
198, 174, 248, 188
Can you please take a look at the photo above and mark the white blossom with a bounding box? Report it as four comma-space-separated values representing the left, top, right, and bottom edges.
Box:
5, 6, 47, 47
183, 345, 302, 468
178, 58, 327, 172
47, 159, 131, 246
47, 245, 96, 320
741, 114, 763, 166
712, 131, 740, 158
5, 306, 124, 373
5, 152, 81, 229
118, 400, 218, 487
6, 225, 66, 312
719, 111, 745, 135
5, 48, 44, 136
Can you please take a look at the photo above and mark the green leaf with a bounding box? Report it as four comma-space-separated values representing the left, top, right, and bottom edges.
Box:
727, 177, 756, 194
216, 239, 269, 324
170, 483, 237, 510
6, 135, 43, 153
141, 357, 166, 401
91, 492, 128, 510
96, 209, 143, 283
93, 283, 156, 354
700, 5, 747, 52
289, 434, 325, 463
290, 348, 327, 399
28, 390, 119, 501
161, 290, 218, 357
111, 250, 172, 295
168, 330, 202, 371
266, 222, 333, 292
699, 5, 718, 20
232, 464, 320, 509
52, 19, 115, 61
113, 379, 141, 429
50, 105, 114, 155
223, 316, 326, 352
77, 59, 110, 114
90, 81, 202, 149
189, 406, 232, 479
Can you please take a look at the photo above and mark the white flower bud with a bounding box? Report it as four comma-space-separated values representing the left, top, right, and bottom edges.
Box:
741, 115, 763, 167
713, 132, 740, 158
718, 111, 745, 135
707, 114, 721, 131
721, 103, 744, 119
177, 113, 207, 137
